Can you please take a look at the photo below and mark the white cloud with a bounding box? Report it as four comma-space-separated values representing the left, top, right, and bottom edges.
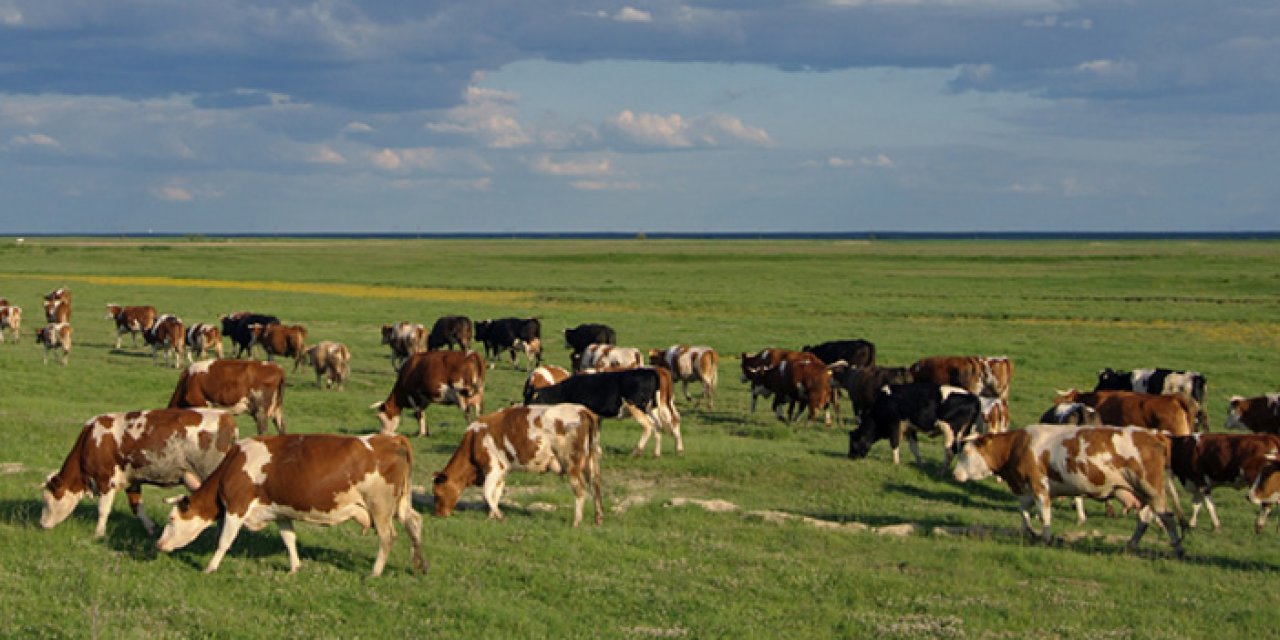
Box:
150, 183, 194, 202
425, 82, 530, 148
1075, 59, 1134, 76
308, 145, 346, 165
9, 133, 60, 148
861, 153, 894, 168
571, 180, 641, 191
828, 0, 1069, 8
615, 7, 652, 23
371, 147, 440, 171
1, 8, 21, 26
531, 154, 612, 177
609, 110, 693, 148
827, 156, 855, 168
606, 110, 772, 149
342, 121, 374, 134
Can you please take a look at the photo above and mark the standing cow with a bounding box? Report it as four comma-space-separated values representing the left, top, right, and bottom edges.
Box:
828, 364, 913, 424
847, 383, 983, 470
145, 314, 186, 368
43, 288, 71, 323
381, 321, 427, 371
305, 341, 351, 390
105, 304, 157, 349
249, 323, 308, 370
168, 359, 287, 435
36, 323, 72, 365
1170, 433, 1280, 532
474, 317, 541, 370
522, 365, 572, 405
564, 323, 617, 357
427, 315, 473, 351
219, 312, 279, 359
1225, 394, 1280, 434
649, 345, 719, 409
909, 356, 998, 397
185, 323, 224, 361
801, 339, 876, 368
575, 344, 644, 372
1053, 389, 1196, 436
372, 350, 486, 437
527, 368, 683, 458
1095, 367, 1208, 430
0, 304, 20, 343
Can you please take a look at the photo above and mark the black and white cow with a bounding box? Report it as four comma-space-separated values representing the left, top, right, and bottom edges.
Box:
474, 317, 541, 370
219, 312, 280, 359
564, 323, 617, 356
847, 382, 983, 471
526, 368, 682, 457
1095, 367, 1207, 429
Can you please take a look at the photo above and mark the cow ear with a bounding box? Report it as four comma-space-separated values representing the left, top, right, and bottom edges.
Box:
164, 495, 185, 505
432, 472, 448, 485
43, 473, 60, 492
1266, 450, 1279, 462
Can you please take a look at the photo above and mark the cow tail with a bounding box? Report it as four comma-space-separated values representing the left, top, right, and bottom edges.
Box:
584, 410, 603, 487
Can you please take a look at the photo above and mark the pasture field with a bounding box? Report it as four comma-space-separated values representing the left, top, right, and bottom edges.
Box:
1, 237, 1279, 639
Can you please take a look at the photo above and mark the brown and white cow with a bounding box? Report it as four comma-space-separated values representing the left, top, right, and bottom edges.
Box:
980, 356, 1013, 401
372, 350, 486, 437
156, 433, 427, 577
41, 408, 238, 538
980, 396, 1009, 434
1225, 394, 1280, 434
168, 359, 286, 435
0, 304, 20, 343
649, 345, 719, 409
1247, 452, 1280, 532
36, 322, 72, 365
250, 323, 308, 370
43, 288, 71, 323
105, 304, 157, 349
1053, 389, 1196, 436
185, 323, 224, 361
952, 425, 1184, 556
381, 321, 426, 371
145, 314, 186, 368
575, 343, 644, 372
739, 348, 799, 413
305, 341, 351, 390
1169, 433, 1280, 532
909, 356, 999, 398
522, 364, 572, 404
433, 404, 603, 527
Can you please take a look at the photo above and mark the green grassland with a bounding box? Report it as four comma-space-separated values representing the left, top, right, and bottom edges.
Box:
1, 238, 1278, 638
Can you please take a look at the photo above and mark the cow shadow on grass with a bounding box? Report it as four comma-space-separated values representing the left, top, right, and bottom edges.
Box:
883, 480, 1012, 511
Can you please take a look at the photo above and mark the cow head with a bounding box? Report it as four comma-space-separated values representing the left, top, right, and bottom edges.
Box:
1052, 389, 1080, 404
1224, 396, 1249, 431
39, 472, 83, 530
370, 402, 399, 433
156, 495, 215, 553
432, 472, 461, 517
951, 435, 994, 483
1094, 368, 1129, 391
846, 420, 879, 459
104, 304, 121, 320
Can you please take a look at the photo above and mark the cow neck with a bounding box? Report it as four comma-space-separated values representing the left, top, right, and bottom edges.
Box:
441, 430, 481, 487
52, 427, 94, 495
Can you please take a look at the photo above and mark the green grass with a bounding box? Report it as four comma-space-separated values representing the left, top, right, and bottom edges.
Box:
2, 237, 1279, 638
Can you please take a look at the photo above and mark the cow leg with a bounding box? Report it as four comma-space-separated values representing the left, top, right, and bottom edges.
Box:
587, 449, 604, 526
126, 485, 156, 535
369, 508, 397, 578
398, 502, 428, 574
906, 429, 924, 466
181, 472, 202, 492
936, 420, 956, 476
1016, 494, 1038, 540
666, 406, 684, 456
1036, 493, 1054, 544
1074, 497, 1087, 525
1254, 504, 1272, 534
205, 515, 246, 574
482, 469, 507, 520
568, 463, 587, 528
1200, 490, 1221, 531
416, 409, 429, 438
626, 404, 658, 457
94, 488, 118, 539
278, 518, 303, 574
682, 380, 693, 404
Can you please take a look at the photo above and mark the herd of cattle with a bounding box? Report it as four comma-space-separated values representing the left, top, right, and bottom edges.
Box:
6, 287, 1280, 574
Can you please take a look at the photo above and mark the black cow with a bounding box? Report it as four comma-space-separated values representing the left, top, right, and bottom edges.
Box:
1094, 367, 1207, 430
847, 382, 983, 472
564, 323, 617, 356
427, 315, 473, 351
801, 339, 876, 368
474, 317, 542, 370
829, 364, 912, 423
526, 368, 682, 457
219, 312, 280, 359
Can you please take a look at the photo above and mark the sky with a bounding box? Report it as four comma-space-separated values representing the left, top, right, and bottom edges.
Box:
1, 0, 1277, 233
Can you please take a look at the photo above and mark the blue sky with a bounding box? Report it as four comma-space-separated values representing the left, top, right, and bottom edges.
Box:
1, 1, 1276, 233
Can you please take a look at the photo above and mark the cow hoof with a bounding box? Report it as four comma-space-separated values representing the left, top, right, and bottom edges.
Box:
630, 448, 643, 458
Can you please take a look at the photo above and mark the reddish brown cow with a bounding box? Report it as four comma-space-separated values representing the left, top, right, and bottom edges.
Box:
145, 314, 186, 368
1053, 389, 1196, 436
1225, 394, 1280, 434
105, 304, 157, 349
372, 350, 486, 436
909, 356, 998, 397
739, 348, 799, 413
41, 408, 238, 538
35, 323, 72, 365
156, 434, 427, 577
433, 404, 603, 527
0, 304, 20, 343
746, 353, 837, 426
649, 345, 719, 409
1170, 433, 1280, 531
168, 359, 286, 435
185, 323, 224, 361
43, 288, 71, 323
250, 323, 308, 370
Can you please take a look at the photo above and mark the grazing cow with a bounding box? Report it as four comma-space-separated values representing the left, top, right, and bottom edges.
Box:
104, 304, 157, 349
1247, 453, 1280, 532
427, 315, 473, 351
564, 323, 617, 356
0, 304, 20, 343
156, 434, 427, 577
40, 409, 238, 538
145, 314, 186, 368
522, 365, 572, 404
527, 367, 683, 457
372, 350, 486, 437
1095, 367, 1208, 429
1169, 433, 1280, 531
1038, 402, 1103, 426
1053, 389, 1196, 436
828, 364, 913, 423
739, 348, 799, 413
747, 354, 837, 426
432, 404, 603, 527
381, 321, 427, 371
43, 288, 71, 323
981, 396, 1009, 434
249, 323, 308, 370
1225, 394, 1280, 434
801, 339, 876, 368
168, 359, 286, 435
474, 317, 541, 370
981, 356, 1013, 401
220, 312, 280, 359
305, 341, 351, 390
36, 322, 72, 365
909, 356, 999, 397
575, 343, 644, 372
847, 383, 983, 469
649, 345, 719, 409
185, 323, 224, 361
952, 425, 1184, 556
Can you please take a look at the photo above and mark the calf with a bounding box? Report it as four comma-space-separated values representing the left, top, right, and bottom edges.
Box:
41, 409, 238, 538
527, 367, 683, 457
847, 383, 983, 470
801, 339, 876, 368
522, 365, 572, 404
250, 323, 308, 370
305, 341, 351, 390
43, 288, 71, 323
156, 434, 427, 577
219, 312, 279, 359
427, 315, 473, 351
1170, 433, 1280, 532
564, 323, 616, 356
0, 304, 20, 343
105, 304, 157, 349
185, 323, 224, 361
828, 364, 912, 423
649, 345, 719, 409
36, 323, 72, 365
1095, 367, 1208, 429
168, 359, 286, 435
145, 314, 186, 368
739, 348, 799, 413
575, 343, 644, 372
1225, 394, 1280, 434
372, 350, 486, 437
1053, 389, 1196, 436
433, 404, 603, 527
474, 317, 541, 370
909, 356, 998, 397
382, 321, 427, 371
952, 425, 1184, 556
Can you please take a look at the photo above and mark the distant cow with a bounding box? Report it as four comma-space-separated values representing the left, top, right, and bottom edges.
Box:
745, 354, 837, 426
249, 323, 308, 370
1247, 453, 1280, 532
36, 323, 72, 365
1225, 394, 1280, 434
105, 304, 157, 349
847, 383, 983, 469
739, 348, 799, 413
575, 344, 644, 372
649, 345, 719, 409
1095, 367, 1208, 429
1053, 389, 1196, 436
1038, 402, 1103, 426
1170, 433, 1280, 532
527, 367, 683, 457
828, 364, 912, 423
952, 425, 1183, 556
909, 356, 998, 397
432, 404, 603, 527
43, 288, 71, 323
801, 339, 876, 368
427, 315, 473, 351
0, 304, 20, 343
40, 409, 237, 538
168, 359, 286, 435
382, 321, 427, 371
564, 323, 617, 356
145, 314, 186, 368
522, 365, 572, 404
372, 350, 486, 437
219, 312, 279, 359
981, 396, 1009, 434
474, 317, 541, 370
185, 323, 224, 361
981, 356, 1013, 401
156, 433, 427, 577
305, 341, 351, 390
